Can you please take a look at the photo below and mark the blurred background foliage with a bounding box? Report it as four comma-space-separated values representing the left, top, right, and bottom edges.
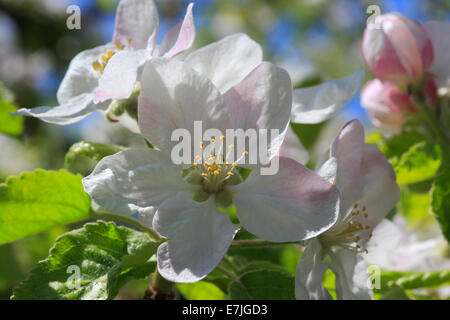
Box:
0, 0, 449, 299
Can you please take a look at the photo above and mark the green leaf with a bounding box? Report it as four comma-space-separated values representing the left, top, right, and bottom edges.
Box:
377, 270, 450, 293
392, 141, 442, 185
366, 130, 427, 160
0, 169, 92, 245
398, 185, 434, 229
0, 82, 23, 136
177, 281, 226, 300
228, 268, 295, 300
380, 286, 411, 300
290, 122, 326, 150
12, 221, 159, 300
322, 269, 337, 300
431, 165, 450, 242
65, 141, 125, 175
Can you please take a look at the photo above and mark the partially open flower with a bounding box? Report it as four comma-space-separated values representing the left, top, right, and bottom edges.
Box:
295, 120, 400, 300
362, 13, 434, 91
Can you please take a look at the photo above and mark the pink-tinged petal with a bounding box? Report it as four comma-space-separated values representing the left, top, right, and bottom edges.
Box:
82, 148, 196, 227
94, 49, 149, 103
138, 58, 229, 153
229, 157, 339, 242
329, 250, 373, 300
57, 44, 110, 105
184, 33, 263, 93
424, 21, 450, 90
279, 126, 309, 165
291, 70, 365, 124
295, 239, 332, 300
157, 3, 195, 58
13, 93, 96, 125
224, 62, 292, 160
356, 144, 399, 227
331, 120, 365, 210
360, 79, 409, 131
383, 14, 432, 81
113, 0, 159, 50
362, 13, 433, 90
154, 194, 239, 283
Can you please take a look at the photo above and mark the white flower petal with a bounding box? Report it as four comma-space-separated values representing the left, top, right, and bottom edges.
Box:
154, 194, 239, 283
184, 33, 263, 93
138, 58, 229, 153
317, 157, 337, 185
113, 0, 159, 50
279, 126, 310, 165
331, 119, 365, 213
291, 70, 365, 124
424, 21, 450, 89
329, 249, 373, 300
356, 144, 400, 227
224, 62, 292, 160
230, 157, 339, 242
295, 239, 332, 300
157, 3, 195, 58
82, 148, 195, 226
365, 219, 402, 267
57, 44, 109, 105
94, 49, 149, 103
13, 93, 96, 125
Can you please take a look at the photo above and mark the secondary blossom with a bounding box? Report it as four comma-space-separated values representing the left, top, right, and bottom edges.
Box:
295, 120, 400, 300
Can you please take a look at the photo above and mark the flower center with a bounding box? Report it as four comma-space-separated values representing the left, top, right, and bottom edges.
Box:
320, 202, 373, 254
195, 137, 247, 193
184, 136, 247, 198
91, 41, 130, 74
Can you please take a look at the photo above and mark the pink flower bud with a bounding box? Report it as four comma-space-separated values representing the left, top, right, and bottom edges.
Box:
361, 77, 438, 131
362, 13, 434, 90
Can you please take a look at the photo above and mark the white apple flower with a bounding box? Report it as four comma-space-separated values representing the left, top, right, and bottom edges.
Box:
295, 120, 400, 300
14, 0, 195, 125
83, 58, 340, 283
366, 216, 450, 272
290, 70, 365, 124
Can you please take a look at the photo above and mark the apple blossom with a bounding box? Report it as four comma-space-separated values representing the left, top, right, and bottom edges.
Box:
362, 13, 434, 91
366, 216, 450, 272
83, 58, 340, 283
14, 0, 195, 125
295, 120, 400, 300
